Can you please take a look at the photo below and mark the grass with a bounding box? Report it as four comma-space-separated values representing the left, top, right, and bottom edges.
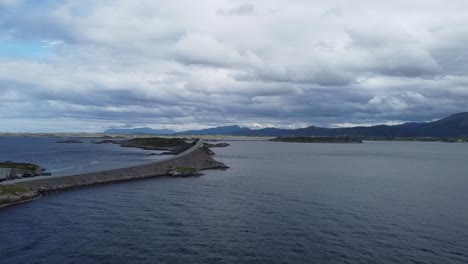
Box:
124, 137, 188, 147
0, 161, 41, 171
0, 185, 29, 195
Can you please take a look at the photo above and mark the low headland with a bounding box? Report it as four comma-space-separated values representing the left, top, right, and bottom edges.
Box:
93, 137, 195, 154
0, 162, 50, 181
269, 136, 468, 143
363, 136, 468, 143
270, 136, 363, 143
0, 138, 229, 208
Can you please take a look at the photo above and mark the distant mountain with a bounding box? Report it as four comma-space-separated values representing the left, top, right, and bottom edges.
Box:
174, 125, 250, 135
173, 112, 468, 137
102, 113, 468, 137
414, 112, 468, 137
104, 127, 175, 135
233, 112, 468, 137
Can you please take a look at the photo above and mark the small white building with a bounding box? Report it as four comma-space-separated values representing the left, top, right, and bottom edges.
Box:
0, 168, 12, 180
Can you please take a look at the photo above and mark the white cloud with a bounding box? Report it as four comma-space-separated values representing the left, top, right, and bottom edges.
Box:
1, 0, 468, 132
40, 40, 64, 48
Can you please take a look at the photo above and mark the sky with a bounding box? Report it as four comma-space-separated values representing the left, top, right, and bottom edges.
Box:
1, 0, 468, 132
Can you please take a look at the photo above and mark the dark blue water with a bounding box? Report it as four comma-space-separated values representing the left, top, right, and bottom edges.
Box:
1, 140, 468, 263
0, 137, 165, 176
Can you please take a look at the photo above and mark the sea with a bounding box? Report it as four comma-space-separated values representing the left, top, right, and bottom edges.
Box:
0, 137, 167, 177
1, 138, 468, 264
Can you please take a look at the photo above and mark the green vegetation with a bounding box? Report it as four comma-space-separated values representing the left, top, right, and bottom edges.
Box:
0, 161, 41, 171
122, 137, 189, 149
270, 136, 363, 143
0, 185, 29, 195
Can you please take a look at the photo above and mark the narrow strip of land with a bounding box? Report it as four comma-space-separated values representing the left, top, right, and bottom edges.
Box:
1, 138, 205, 185
0, 139, 228, 208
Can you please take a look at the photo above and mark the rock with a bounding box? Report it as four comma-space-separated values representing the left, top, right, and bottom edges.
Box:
214, 143, 230, 147
0, 185, 40, 207
204, 160, 229, 170
159, 151, 175, 155
203, 142, 230, 148
166, 167, 203, 177
201, 146, 215, 155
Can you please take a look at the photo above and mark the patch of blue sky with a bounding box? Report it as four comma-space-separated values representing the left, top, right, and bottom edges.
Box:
24, 0, 91, 16
0, 39, 54, 59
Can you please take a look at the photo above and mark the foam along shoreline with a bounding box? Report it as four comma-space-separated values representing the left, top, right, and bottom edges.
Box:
0, 139, 228, 208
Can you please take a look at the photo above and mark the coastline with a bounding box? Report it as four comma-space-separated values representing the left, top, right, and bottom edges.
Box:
0, 193, 42, 208
0, 140, 228, 208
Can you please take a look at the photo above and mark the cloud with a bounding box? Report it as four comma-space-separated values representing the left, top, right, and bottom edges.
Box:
174, 32, 261, 67
217, 4, 255, 16
320, 7, 343, 19
40, 40, 64, 48
1, 0, 468, 132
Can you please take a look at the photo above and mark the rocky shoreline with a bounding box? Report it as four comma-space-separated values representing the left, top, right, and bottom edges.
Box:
0, 192, 41, 208
0, 142, 228, 208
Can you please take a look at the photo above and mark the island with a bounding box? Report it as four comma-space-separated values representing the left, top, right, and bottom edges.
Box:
93, 137, 194, 155
203, 142, 230, 148
0, 138, 228, 208
56, 139, 83, 143
363, 136, 468, 143
119, 137, 192, 154
269, 136, 363, 143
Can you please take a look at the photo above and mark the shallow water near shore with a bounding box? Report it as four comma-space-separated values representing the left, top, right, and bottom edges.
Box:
1, 140, 468, 263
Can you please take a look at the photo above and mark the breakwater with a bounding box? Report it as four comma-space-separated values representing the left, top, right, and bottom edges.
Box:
0, 142, 228, 207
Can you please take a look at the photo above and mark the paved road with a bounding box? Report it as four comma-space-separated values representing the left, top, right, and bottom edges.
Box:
161, 138, 204, 160
1, 138, 203, 185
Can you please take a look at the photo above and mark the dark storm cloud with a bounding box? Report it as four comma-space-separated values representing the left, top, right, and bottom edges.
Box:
345, 30, 442, 78
238, 68, 354, 87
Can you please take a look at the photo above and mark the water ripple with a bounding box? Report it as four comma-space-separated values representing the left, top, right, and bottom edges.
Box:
1, 141, 468, 263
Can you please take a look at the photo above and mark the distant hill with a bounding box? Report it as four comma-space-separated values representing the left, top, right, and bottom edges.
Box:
414, 112, 468, 137
233, 112, 468, 137
104, 127, 175, 135
174, 125, 250, 135
103, 113, 468, 137
177, 112, 468, 137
